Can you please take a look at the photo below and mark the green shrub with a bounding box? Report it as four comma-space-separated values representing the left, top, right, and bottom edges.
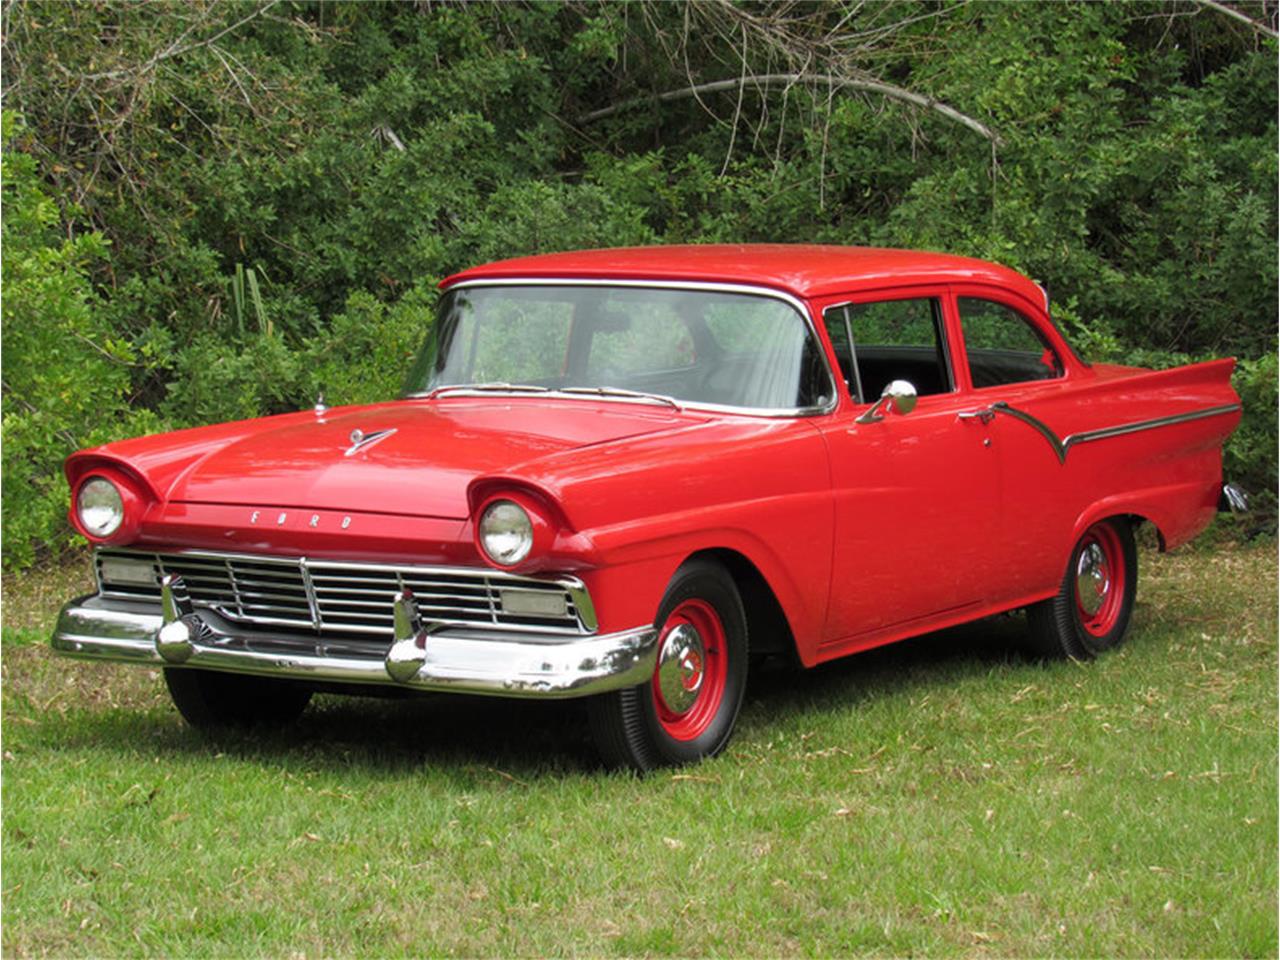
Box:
1, 3, 1274, 568
1225, 352, 1279, 528
1, 114, 167, 567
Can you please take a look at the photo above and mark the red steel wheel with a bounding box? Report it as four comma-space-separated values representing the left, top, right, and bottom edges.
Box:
1027, 517, 1137, 659
651, 598, 730, 742
587, 558, 749, 771
1073, 522, 1127, 638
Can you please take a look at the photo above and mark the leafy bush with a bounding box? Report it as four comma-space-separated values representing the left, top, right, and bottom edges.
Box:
1, 114, 166, 567
1, 3, 1274, 568
1225, 353, 1279, 528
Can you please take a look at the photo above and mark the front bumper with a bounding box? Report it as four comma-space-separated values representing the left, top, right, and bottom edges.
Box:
51, 595, 658, 699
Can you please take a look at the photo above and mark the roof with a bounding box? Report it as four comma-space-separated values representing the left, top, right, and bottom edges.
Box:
441, 244, 1045, 305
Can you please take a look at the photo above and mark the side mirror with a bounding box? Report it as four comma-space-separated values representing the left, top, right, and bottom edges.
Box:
855, 379, 918, 424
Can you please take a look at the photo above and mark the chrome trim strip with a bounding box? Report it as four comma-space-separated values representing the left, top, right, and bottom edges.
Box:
298, 556, 322, 631
989, 402, 1068, 463
432, 278, 839, 418
1067, 403, 1243, 447
567, 581, 598, 633
990, 401, 1242, 465
51, 596, 658, 700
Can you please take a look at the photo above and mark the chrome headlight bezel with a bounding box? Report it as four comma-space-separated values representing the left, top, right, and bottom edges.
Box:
478, 499, 535, 566
77, 476, 125, 539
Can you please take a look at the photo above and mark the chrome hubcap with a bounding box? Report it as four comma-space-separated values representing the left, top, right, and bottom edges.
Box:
1075, 542, 1110, 616
656, 623, 705, 715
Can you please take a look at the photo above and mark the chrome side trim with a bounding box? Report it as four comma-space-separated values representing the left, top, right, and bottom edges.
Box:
51, 595, 658, 700
988, 402, 1069, 463
429, 278, 839, 418
989, 402, 1242, 465
1066, 403, 1242, 448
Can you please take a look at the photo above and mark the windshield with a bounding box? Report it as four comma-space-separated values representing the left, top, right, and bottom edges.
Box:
403, 284, 834, 412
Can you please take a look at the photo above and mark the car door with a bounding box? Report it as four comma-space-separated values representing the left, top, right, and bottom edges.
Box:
947, 286, 1079, 605
813, 288, 1001, 651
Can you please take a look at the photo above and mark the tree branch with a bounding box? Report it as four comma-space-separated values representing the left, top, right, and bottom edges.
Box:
1195, 0, 1279, 39
576, 71, 1002, 145
81, 1, 282, 82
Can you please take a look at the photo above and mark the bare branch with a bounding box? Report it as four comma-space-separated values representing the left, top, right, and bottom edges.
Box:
1195, 0, 1279, 38
577, 72, 1002, 145
210, 45, 254, 109
81, 1, 282, 82
720, 23, 750, 176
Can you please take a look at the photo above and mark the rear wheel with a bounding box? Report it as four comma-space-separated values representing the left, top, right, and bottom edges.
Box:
164, 669, 313, 729
1027, 518, 1137, 659
588, 559, 748, 771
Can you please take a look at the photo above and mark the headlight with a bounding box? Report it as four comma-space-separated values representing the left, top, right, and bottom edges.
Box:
479, 500, 533, 565
77, 477, 125, 538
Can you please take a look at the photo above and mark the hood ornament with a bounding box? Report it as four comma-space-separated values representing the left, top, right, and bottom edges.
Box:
344, 427, 396, 457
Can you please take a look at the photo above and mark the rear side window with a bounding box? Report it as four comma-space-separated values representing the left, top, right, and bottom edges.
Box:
958, 297, 1063, 388
826, 297, 953, 402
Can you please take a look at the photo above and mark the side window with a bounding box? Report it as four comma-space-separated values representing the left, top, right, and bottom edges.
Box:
958, 297, 1063, 388
841, 297, 952, 401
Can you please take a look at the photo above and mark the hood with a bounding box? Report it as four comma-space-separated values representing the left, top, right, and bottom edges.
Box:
162, 399, 701, 519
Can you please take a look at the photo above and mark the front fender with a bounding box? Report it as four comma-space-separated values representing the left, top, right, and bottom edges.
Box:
576, 497, 832, 652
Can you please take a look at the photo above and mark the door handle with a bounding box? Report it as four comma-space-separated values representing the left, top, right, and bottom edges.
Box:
957, 407, 996, 425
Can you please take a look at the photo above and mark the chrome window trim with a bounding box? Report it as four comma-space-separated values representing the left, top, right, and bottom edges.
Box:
94, 547, 599, 635
430, 278, 839, 418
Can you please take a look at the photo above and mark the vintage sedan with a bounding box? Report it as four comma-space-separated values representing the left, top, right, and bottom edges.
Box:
52, 246, 1245, 769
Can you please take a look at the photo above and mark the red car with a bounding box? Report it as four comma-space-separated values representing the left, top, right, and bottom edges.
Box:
53, 246, 1246, 770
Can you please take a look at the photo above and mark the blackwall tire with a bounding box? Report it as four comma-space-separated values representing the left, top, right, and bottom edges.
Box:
164, 668, 313, 728
1027, 518, 1138, 659
588, 558, 748, 771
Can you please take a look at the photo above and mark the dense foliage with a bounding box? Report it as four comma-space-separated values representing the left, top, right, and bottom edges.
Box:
3, 0, 1276, 567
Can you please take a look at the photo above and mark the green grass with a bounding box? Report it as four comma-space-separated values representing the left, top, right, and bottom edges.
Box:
3, 539, 1276, 957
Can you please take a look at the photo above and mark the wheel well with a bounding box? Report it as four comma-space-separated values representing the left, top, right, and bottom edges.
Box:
687, 548, 797, 659
1123, 513, 1167, 552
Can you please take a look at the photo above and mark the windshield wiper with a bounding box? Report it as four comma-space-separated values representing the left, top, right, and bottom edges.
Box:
412, 382, 682, 411
412, 383, 551, 400
558, 386, 682, 411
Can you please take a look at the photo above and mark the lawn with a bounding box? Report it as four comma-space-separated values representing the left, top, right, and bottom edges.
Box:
3, 536, 1276, 957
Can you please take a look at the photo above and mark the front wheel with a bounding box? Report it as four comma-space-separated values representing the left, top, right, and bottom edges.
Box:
1027, 518, 1137, 659
164, 668, 314, 729
588, 559, 748, 771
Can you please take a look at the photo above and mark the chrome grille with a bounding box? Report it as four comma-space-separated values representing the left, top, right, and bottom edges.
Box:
95, 548, 592, 637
